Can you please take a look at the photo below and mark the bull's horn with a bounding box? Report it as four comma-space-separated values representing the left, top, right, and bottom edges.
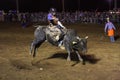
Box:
72, 41, 77, 44
76, 36, 81, 40
85, 36, 88, 39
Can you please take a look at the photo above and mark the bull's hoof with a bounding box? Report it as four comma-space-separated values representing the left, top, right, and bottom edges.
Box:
67, 57, 71, 61
29, 53, 32, 56
29, 48, 32, 54
79, 58, 83, 62
59, 46, 65, 50
82, 61, 86, 65
33, 54, 36, 58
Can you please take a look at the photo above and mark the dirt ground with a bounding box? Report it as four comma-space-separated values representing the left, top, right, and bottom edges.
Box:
0, 22, 120, 80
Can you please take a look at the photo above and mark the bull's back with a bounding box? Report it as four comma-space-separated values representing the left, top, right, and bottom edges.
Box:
34, 26, 46, 40
65, 29, 78, 41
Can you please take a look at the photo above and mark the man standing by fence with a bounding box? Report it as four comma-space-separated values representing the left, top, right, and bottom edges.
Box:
104, 17, 116, 42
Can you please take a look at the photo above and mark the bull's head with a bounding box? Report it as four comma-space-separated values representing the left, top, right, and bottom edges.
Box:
72, 36, 88, 54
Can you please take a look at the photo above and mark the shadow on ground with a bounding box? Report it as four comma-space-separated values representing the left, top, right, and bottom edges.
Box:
115, 35, 120, 41
46, 52, 100, 64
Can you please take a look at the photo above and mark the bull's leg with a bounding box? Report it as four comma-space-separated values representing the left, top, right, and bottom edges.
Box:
32, 43, 40, 57
30, 40, 36, 57
75, 51, 83, 62
67, 50, 71, 61
64, 42, 72, 61
30, 42, 34, 55
30, 39, 45, 57
33, 46, 37, 57
30, 40, 37, 56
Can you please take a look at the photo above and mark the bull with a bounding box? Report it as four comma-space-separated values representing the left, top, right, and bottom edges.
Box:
30, 25, 88, 62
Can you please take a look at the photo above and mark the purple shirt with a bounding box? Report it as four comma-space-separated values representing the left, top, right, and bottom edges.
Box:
104, 22, 116, 32
47, 13, 54, 20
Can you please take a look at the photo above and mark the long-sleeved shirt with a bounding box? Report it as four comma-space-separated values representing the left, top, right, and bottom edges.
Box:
47, 13, 55, 20
104, 22, 116, 32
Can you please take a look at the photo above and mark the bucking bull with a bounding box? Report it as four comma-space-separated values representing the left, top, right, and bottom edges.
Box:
30, 24, 88, 62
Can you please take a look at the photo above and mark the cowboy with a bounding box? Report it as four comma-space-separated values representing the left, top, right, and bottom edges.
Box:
47, 8, 65, 29
47, 8, 66, 47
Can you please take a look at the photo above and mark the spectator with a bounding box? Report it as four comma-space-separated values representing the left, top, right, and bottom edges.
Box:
21, 13, 27, 28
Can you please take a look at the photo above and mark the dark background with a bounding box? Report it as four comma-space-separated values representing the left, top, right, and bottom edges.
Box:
0, 0, 120, 12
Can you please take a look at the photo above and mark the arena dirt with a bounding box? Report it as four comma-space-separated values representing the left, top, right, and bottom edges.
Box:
0, 23, 120, 80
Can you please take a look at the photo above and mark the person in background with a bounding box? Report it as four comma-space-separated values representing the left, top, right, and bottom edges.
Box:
104, 17, 116, 42
21, 13, 27, 28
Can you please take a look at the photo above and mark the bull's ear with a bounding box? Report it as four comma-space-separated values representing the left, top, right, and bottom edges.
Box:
85, 36, 88, 39
72, 41, 77, 44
